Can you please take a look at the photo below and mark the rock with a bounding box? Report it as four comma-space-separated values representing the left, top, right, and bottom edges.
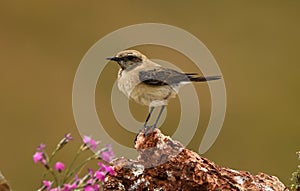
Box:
104, 128, 288, 191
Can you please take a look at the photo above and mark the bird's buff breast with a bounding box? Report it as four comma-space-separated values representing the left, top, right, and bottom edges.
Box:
117, 71, 176, 106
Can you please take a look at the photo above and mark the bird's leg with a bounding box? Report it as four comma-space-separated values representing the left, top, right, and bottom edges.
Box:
144, 106, 154, 128
152, 105, 165, 128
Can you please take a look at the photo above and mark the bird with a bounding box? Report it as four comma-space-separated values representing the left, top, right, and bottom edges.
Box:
107, 50, 221, 129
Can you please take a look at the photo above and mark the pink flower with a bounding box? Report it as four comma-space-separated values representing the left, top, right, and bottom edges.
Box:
95, 170, 105, 182
84, 184, 99, 191
87, 169, 94, 177
57, 133, 73, 150
42, 180, 52, 190
82, 135, 99, 150
50, 189, 60, 191
100, 144, 114, 162
98, 162, 115, 176
62, 183, 77, 191
73, 174, 80, 184
86, 178, 94, 185
105, 166, 115, 176
65, 133, 73, 141
33, 151, 45, 164
101, 151, 113, 162
83, 135, 91, 144
54, 161, 65, 172
89, 139, 98, 150
37, 143, 46, 151
33, 152, 43, 163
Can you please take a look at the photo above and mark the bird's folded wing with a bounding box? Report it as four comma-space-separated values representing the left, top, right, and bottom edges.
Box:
139, 68, 191, 86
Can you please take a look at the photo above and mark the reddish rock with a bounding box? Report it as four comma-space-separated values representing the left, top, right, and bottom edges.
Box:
104, 128, 288, 191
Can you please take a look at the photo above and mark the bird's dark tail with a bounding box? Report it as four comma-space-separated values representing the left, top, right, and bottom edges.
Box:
185, 73, 222, 82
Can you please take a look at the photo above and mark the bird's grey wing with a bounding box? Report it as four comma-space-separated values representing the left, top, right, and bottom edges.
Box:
139, 68, 190, 86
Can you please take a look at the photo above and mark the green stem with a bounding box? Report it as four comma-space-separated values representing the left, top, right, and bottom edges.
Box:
62, 147, 82, 183
47, 167, 58, 186
40, 145, 60, 186
49, 145, 61, 162
64, 155, 94, 183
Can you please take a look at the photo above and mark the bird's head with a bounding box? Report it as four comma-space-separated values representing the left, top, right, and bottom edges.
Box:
107, 50, 146, 71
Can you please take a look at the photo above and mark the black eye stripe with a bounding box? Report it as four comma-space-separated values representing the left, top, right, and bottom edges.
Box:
126, 55, 136, 60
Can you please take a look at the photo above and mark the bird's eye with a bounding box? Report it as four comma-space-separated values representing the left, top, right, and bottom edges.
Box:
126, 55, 136, 60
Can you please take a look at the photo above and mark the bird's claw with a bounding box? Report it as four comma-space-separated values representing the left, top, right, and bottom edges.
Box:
134, 125, 155, 144
143, 125, 156, 136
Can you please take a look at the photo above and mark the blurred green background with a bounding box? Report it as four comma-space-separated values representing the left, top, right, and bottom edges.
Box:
1, 1, 300, 190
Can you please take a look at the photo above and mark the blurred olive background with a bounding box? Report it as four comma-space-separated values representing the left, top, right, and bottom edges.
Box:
1, 1, 300, 190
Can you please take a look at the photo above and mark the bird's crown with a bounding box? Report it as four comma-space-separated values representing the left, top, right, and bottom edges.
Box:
115, 50, 146, 61
108, 50, 146, 70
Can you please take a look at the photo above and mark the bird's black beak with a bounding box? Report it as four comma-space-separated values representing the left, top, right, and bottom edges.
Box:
106, 57, 120, 62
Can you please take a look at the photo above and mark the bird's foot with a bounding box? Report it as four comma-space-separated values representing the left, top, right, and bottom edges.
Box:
144, 125, 156, 136
134, 125, 155, 144
134, 125, 157, 144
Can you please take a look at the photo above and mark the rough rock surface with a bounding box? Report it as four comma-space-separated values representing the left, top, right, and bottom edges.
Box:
104, 128, 288, 191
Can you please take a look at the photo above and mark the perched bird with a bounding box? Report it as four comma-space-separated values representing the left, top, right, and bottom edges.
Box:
107, 50, 221, 128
